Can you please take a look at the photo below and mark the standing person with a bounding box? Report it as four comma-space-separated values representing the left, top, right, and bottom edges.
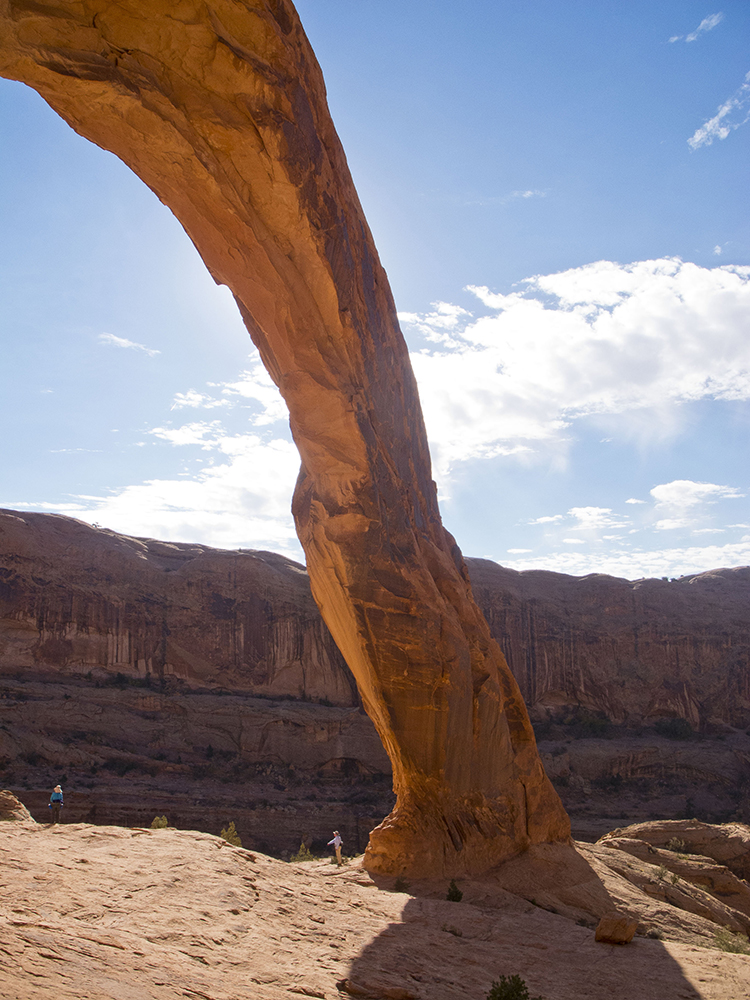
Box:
48, 785, 63, 824
328, 830, 343, 866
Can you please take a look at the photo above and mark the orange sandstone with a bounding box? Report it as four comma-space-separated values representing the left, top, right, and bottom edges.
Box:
0, 0, 569, 875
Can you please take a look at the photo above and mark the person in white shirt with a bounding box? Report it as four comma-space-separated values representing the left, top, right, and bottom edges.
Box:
328, 830, 343, 866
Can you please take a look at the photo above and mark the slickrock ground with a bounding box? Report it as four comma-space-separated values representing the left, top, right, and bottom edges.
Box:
2, 816, 750, 1000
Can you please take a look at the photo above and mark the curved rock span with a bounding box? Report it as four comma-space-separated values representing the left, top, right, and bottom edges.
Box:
0, 0, 568, 874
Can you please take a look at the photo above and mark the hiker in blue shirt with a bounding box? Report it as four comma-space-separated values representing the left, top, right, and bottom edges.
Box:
48, 785, 63, 824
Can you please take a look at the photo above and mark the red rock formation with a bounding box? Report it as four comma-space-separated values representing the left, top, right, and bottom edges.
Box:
0, 509, 355, 705
0, 1, 568, 875
469, 559, 750, 729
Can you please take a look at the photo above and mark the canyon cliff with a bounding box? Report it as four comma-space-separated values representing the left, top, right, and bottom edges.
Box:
0, 0, 568, 874
2, 510, 750, 849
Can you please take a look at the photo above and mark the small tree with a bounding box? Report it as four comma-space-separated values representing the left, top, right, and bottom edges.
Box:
220, 820, 242, 847
290, 842, 315, 862
446, 879, 463, 902
150, 815, 168, 829
487, 974, 543, 1000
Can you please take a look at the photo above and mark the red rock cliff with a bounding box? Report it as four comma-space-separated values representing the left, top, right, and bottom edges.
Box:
0, 0, 569, 875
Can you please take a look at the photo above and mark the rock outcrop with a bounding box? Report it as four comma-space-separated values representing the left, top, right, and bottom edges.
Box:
0, 0, 568, 875
0, 789, 34, 822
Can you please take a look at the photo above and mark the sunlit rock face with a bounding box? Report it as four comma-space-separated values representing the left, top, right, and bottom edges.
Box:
0, 0, 569, 875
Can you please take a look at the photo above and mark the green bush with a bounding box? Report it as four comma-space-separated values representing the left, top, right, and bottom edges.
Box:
486, 974, 543, 1000
666, 837, 687, 853
150, 815, 168, 829
714, 929, 750, 954
220, 821, 242, 847
446, 879, 463, 902
290, 842, 315, 862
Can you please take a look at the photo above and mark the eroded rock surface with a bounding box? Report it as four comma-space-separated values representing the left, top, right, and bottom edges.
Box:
2, 818, 749, 1000
0, 1, 568, 874
469, 559, 750, 729
0, 508, 355, 704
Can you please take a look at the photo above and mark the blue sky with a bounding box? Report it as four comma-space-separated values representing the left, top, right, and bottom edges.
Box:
1, 1, 749, 579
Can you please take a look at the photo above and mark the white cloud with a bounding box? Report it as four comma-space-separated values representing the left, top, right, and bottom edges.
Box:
10, 433, 302, 557
625, 498, 646, 504
98, 333, 160, 357
507, 548, 532, 554
502, 538, 750, 580
171, 389, 228, 410
563, 538, 585, 545
212, 358, 288, 426
670, 12, 724, 43
655, 517, 693, 531
401, 258, 750, 484
688, 70, 750, 149
713, 245, 723, 255
528, 514, 564, 525
650, 479, 744, 508
569, 506, 628, 529
149, 421, 224, 450
686, 12, 724, 42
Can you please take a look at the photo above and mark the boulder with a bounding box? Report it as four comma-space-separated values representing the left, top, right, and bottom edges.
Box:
0, 790, 34, 822
594, 912, 638, 944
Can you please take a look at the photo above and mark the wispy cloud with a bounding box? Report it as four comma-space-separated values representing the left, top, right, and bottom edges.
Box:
688, 70, 750, 149
669, 12, 723, 43
171, 389, 228, 410
98, 333, 160, 357
463, 189, 548, 208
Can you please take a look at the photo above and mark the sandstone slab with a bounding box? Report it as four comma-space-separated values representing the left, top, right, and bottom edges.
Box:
1, 818, 749, 1000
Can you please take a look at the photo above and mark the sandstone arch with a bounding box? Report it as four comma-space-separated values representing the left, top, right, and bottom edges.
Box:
0, 0, 569, 875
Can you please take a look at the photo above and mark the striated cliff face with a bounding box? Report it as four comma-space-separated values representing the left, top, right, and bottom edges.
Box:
0, 509, 355, 706
0, 0, 568, 875
467, 559, 750, 731
3, 511, 749, 730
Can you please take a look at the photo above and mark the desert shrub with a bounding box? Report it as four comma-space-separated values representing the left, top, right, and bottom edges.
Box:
220, 821, 242, 847
654, 717, 694, 740
655, 865, 668, 881
447, 879, 463, 902
714, 929, 750, 954
669, 872, 680, 885
666, 837, 687, 853
150, 815, 168, 829
486, 974, 543, 1000
393, 876, 410, 893
290, 842, 315, 862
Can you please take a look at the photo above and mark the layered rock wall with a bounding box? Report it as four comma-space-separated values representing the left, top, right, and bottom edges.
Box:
468, 559, 750, 730
3, 511, 748, 730
0, 509, 356, 705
